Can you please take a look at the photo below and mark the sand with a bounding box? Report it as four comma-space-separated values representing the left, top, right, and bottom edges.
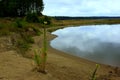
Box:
0, 32, 120, 80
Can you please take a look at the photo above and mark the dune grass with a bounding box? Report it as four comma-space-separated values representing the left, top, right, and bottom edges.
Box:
90, 64, 100, 80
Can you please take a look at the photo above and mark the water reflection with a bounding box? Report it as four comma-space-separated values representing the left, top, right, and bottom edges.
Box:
50, 24, 120, 67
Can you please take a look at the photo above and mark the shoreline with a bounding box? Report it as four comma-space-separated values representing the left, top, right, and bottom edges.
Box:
48, 32, 113, 67
44, 32, 120, 80
0, 17, 120, 79
48, 26, 120, 68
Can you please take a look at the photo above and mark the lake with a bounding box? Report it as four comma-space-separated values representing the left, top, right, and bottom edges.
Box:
50, 24, 120, 67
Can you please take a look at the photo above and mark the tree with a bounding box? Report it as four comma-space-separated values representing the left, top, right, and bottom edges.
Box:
0, 0, 44, 17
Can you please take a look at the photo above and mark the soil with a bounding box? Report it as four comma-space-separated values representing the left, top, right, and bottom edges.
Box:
0, 32, 120, 80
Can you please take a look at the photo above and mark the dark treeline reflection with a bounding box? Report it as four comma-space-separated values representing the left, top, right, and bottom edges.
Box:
51, 24, 120, 67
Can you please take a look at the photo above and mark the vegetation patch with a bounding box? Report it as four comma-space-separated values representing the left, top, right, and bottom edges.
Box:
16, 39, 31, 54
26, 13, 40, 23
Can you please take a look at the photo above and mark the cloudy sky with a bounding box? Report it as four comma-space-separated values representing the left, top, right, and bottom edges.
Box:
42, 0, 120, 16
51, 24, 120, 66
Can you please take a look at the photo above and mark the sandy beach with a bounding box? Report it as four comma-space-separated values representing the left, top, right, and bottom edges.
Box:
0, 31, 120, 80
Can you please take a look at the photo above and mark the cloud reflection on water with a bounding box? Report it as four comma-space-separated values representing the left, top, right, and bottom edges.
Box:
51, 24, 120, 67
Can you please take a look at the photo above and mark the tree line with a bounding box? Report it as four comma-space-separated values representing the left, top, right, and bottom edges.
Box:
53, 16, 120, 20
0, 0, 44, 17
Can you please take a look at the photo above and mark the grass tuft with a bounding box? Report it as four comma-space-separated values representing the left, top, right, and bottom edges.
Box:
90, 64, 100, 80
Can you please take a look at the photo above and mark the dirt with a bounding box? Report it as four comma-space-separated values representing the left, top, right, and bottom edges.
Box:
0, 32, 120, 80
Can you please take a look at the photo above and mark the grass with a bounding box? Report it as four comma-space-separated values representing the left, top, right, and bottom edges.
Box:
0, 18, 43, 56
46, 18, 120, 33
34, 49, 42, 67
90, 64, 100, 80
52, 18, 120, 27
32, 27, 43, 36
16, 39, 31, 54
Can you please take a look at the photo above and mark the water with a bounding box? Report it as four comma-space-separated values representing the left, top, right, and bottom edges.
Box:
50, 24, 120, 67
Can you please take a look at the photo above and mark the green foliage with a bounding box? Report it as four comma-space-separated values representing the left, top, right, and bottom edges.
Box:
0, 30, 10, 36
90, 64, 100, 80
16, 34, 34, 54
40, 16, 51, 25
34, 49, 42, 66
16, 39, 31, 53
26, 36, 35, 43
21, 34, 35, 44
32, 27, 42, 36
15, 19, 23, 28
26, 13, 40, 23
43, 28, 47, 53
0, 23, 4, 29
33, 48, 47, 73
33, 25, 47, 73
0, 0, 44, 17
0, 23, 12, 36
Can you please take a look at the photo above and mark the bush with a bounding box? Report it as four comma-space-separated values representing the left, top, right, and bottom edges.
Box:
16, 34, 34, 54
16, 39, 31, 53
15, 19, 23, 28
39, 16, 51, 25
0, 30, 10, 36
21, 33, 35, 44
26, 36, 34, 44
32, 27, 42, 36
26, 13, 40, 23
0, 24, 4, 29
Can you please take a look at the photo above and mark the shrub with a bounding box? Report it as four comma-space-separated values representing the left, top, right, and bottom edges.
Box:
20, 33, 34, 44
32, 27, 42, 36
0, 24, 4, 29
33, 48, 47, 73
0, 30, 10, 36
16, 39, 31, 53
25, 35, 34, 44
26, 13, 40, 23
39, 16, 51, 25
33, 25, 47, 73
15, 19, 23, 28
34, 49, 42, 67
16, 34, 34, 54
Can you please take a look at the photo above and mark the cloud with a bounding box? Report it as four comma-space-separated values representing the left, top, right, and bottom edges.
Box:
51, 24, 120, 53
51, 24, 120, 66
43, 0, 120, 16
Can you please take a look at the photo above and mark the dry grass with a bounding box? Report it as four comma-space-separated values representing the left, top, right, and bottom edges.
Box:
52, 19, 120, 27
46, 18, 120, 32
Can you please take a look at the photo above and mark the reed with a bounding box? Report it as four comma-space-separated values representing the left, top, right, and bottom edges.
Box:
90, 64, 100, 80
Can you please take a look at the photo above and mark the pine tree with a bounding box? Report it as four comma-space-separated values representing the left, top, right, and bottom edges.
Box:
0, 0, 44, 17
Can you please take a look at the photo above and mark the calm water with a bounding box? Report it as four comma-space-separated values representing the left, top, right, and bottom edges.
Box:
50, 24, 120, 67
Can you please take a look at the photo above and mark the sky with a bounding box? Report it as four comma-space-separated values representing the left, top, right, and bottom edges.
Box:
51, 24, 120, 66
51, 24, 120, 53
42, 0, 120, 16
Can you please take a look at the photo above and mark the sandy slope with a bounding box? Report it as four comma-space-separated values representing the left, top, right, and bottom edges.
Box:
0, 33, 120, 80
